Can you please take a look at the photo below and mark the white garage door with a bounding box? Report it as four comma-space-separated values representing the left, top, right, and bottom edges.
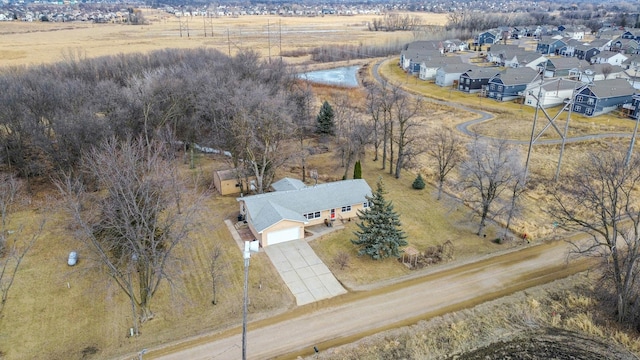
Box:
267, 227, 301, 245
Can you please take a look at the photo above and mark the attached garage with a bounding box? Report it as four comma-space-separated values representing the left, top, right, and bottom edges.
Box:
266, 226, 303, 246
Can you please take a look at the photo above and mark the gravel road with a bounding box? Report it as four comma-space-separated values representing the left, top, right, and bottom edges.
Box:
145, 240, 592, 360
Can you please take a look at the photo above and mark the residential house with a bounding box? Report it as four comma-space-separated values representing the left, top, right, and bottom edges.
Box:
504, 51, 547, 69
487, 67, 541, 101
486, 44, 524, 64
560, 38, 583, 57
628, 94, 640, 119
400, 41, 443, 73
588, 38, 613, 52
435, 64, 474, 87
459, 67, 501, 93
591, 50, 628, 66
539, 57, 589, 78
610, 38, 639, 54
579, 64, 627, 82
442, 39, 468, 52
237, 179, 372, 247
597, 28, 625, 40
623, 55, 640, 88
536, 37, 567, 55
474, 30, 500, 46
400, 49, 442, 74
574, 43, 601, 63
621, 30, 636, 40
524, 78, 584, 108
562, 26, 587, 40
572, 78, 635, 117
419, 56, 463, 80
214, 169, 256, 196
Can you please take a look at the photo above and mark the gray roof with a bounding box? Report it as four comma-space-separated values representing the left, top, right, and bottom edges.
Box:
545, 57, 589, 70
462, 67, 500, 79
588, 78, 635, 98
238, 179, 372, 233
492, 67, 540, 85
440, 63, 474, 73
271, 177, 307, 191
539, 78, 582, 92
421, 56, 462, 67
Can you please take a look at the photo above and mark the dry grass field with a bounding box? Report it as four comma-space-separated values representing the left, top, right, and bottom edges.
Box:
0, 11, 448, 68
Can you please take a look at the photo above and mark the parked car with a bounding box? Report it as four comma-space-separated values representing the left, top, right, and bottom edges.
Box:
68, 251, 78, 266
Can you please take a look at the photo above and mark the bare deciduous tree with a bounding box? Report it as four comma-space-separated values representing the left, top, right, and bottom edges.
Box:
460, 137, 524, 236
58, 137, 202, 334
427, 128, 462, 200
0, 175, 44, 315
209, 244, 227, 305
550, 146, 640, 324
392, 91, 423, 179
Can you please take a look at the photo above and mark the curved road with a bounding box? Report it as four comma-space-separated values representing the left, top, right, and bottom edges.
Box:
371, 60, 635, 145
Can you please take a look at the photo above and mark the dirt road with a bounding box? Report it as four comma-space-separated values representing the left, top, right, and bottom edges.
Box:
145, 239, 593, 360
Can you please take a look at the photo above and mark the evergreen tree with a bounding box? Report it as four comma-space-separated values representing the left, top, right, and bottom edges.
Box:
352, 178, 407, 260
353, 160, 362, 179
412, 173, 425, 190
315, 100, 335, 136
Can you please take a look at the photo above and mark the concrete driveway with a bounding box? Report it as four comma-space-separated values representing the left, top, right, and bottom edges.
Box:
264, 240, 346, 306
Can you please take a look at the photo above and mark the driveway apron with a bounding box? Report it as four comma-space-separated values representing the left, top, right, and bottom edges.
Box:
264, 241, 346, 306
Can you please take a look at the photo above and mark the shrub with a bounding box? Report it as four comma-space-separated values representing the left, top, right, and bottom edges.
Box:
412, 174, 425, 190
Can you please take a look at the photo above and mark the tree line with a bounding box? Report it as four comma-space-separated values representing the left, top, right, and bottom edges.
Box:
0, 48, 305, 193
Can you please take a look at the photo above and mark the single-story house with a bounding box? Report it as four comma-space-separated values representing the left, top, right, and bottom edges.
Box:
487, 67, 541, 102
214, 169, 256, 196
524, 78, 583, 108
237, 179, 372, 247
572, 78, 635, 117
458, 67, 500, 93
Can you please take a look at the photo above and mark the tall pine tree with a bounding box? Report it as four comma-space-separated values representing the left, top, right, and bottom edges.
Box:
315, 100, 335, 136
352, 178, 407, 260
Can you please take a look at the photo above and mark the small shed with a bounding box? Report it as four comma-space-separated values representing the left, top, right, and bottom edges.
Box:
213, 169, 255, 196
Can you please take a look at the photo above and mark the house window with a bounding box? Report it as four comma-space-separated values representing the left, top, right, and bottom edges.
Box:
498, 85, 503, 91
587, 98, 595, 105
577, 95, 583, 102
490, 84, 495, 90
586, 108, 593, 115
363, 201, 372, 208
304, 212, 321, 220
575, 105, 582, 112
341, 205, 352, 212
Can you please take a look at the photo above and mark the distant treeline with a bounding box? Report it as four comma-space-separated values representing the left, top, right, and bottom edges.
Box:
0, 48, 302, 184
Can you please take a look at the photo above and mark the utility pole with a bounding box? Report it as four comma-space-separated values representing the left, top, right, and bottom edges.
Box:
242, 240, 259, 360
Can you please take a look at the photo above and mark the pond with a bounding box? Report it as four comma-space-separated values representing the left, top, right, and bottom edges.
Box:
298, 65, 360, 87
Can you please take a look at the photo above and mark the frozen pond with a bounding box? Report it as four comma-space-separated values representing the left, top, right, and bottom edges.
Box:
298, 65, 360, 87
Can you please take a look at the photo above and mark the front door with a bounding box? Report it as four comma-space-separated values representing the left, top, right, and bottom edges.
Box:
330, 209, 335, 220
